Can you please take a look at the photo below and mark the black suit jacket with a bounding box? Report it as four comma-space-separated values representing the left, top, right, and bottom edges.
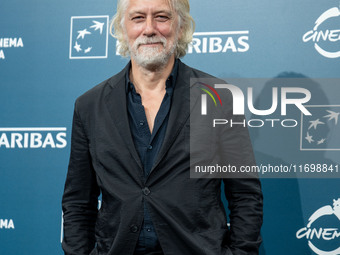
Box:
62, 60, 263, 255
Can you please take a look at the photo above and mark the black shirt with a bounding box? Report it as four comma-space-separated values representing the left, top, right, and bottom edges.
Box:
126, 59, 178, 253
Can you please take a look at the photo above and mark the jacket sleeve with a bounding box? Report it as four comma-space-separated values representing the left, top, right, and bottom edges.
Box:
223, 177, 263, 255
220, 113, 263, 255
62, 101, 100, 255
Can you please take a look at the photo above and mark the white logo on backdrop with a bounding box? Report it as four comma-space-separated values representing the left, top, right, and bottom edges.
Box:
303, 6, 340, 58
69, 16, 109, 59
300, 106, 340, 151
0, 127, 67, 149
296, 198, 340, 255
188, 31, 250, 54
0, 37, 24, 60
0, 219, 15, 229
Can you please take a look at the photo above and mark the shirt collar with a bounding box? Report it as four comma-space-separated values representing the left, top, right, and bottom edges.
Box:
125, 58, 179, 94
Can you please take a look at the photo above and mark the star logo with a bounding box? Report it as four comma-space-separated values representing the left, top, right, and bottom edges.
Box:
305, 132, 314, 144
301, 105, 340, 151
69, 16, 109, 59
73, 41, 82, 52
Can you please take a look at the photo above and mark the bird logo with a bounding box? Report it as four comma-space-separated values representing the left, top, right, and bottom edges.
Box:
301, 106, 340, 150
69, 16, 109, 59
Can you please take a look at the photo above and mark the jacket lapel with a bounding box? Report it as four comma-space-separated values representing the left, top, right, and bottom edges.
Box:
103, 61, 198, 177
150, 60, 192, 173
104, 64, 143, 170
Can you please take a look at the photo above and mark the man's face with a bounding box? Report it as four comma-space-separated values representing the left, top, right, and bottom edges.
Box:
124, 0, 179, 68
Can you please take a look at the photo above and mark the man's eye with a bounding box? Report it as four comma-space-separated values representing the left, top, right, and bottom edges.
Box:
156, 16, 170, 22
132, 16, 144, 21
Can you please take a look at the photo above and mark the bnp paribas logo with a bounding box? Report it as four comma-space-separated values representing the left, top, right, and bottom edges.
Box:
0, 127, 67, 149
300, 105, 340, 151
69, 15, 109, 59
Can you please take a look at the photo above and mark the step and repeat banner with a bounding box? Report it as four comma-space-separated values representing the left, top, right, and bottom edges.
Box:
1, 0, 340, 254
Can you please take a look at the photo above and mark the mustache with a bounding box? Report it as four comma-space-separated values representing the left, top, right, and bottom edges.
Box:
134, 36, 167, 47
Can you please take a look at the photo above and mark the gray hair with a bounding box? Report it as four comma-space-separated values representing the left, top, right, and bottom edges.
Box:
110, 0, 195, 58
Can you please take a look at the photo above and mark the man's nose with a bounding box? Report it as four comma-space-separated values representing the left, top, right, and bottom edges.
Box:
143, 17, 156, 37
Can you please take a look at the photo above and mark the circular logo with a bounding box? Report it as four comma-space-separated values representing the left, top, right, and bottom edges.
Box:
303, 7, 340, 58
296, 198, 340, 254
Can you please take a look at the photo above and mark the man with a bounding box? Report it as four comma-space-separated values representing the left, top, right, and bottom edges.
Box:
62, 0, 263, 254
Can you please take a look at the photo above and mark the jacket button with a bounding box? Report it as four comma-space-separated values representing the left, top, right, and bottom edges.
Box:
130, 225, 138, 233
142, 187, 151, 196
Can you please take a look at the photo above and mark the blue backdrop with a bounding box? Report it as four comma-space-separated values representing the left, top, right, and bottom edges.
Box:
1, 0, 340, 254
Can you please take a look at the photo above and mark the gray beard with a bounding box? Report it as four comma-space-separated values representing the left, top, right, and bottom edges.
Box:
129, 37, 177, 70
